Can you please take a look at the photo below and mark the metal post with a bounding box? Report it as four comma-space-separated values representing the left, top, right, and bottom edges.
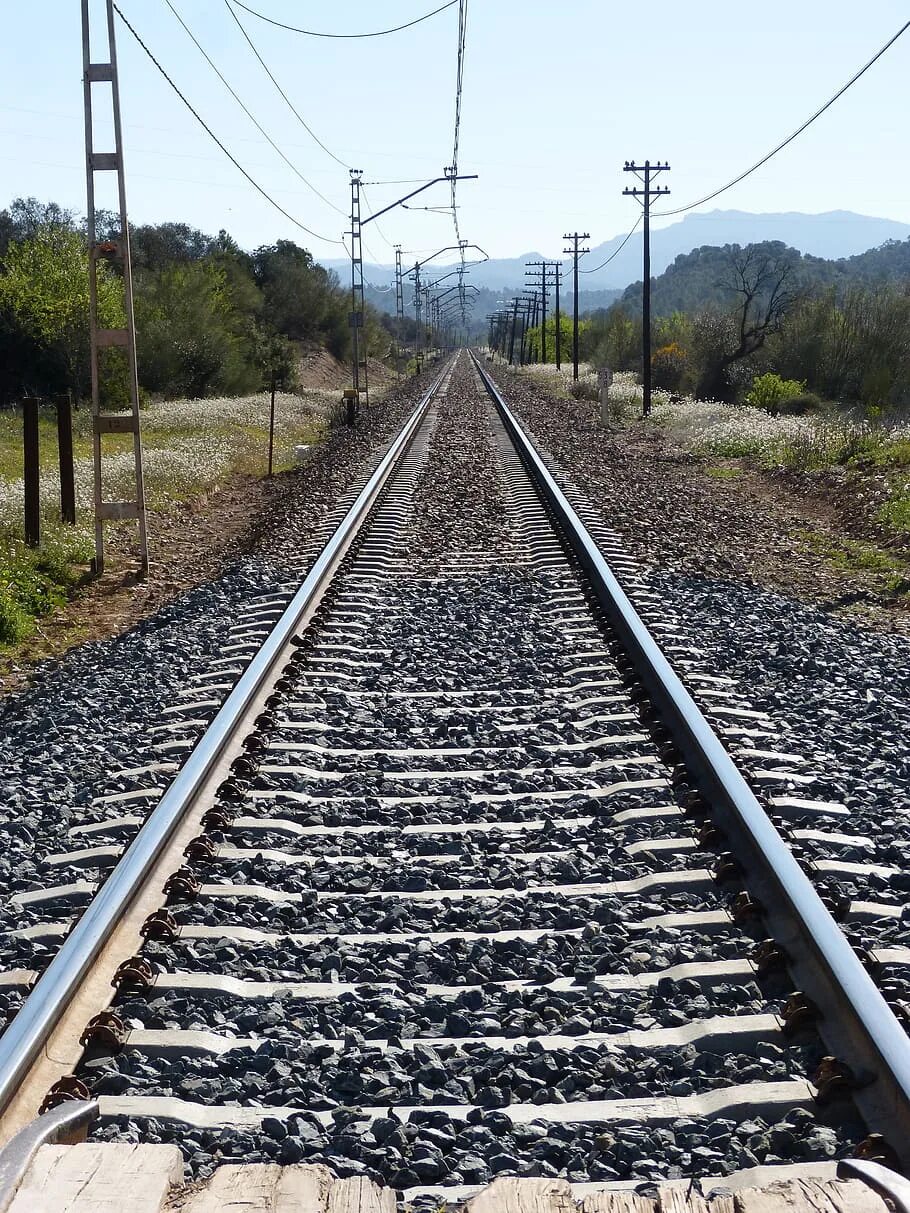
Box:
267, 375, 276, 477
349, 170, 368, 410
82, 0, 149, 574
23, 399, 40, 549
394, 245, 404, 381
55, 393, 76, 526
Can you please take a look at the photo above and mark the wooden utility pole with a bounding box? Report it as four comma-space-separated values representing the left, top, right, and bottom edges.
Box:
623, 161, 670, 416
554, 262, 562, 371
508, 297, 520, 365
562, 232, 590, 381
23, 399, 40, 549
55, 394, 76, 525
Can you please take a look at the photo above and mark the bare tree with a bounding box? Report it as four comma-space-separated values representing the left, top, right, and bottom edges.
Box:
696, 245, 796, 400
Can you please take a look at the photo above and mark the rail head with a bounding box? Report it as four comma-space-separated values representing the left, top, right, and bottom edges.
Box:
471, 350, 910, 1163
0, 362, 451, 1130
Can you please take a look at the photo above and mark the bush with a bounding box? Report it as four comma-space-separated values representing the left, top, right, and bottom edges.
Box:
776, 392, 823, 415
651, 342, 689, 392
745, 372, 807, 411
569, 379, 599, 402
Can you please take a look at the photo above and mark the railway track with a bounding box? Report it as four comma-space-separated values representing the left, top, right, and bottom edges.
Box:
0, 350, 909, 1206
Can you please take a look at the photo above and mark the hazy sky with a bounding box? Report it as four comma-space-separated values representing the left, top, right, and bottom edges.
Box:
1, 0, 908, 265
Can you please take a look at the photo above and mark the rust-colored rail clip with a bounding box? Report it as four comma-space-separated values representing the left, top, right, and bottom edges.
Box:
812, 1055, 857, 1103
39, 1076, 92, 1115
753, 938, 789, 976
682, 792, 709, 819
79, 1010, 126, 1051
164, 867, 200, 902
782, 990, 821, 1035
712, 852, 742, 884
184, 834, 217, 863
217, 778, 249, 803
141, 909, 178, 941
697, 821, 724, 848
730, 891, 763, 922
202, 807, 234, 832
112, 956, 155, 989
855, 1134, 901, 1167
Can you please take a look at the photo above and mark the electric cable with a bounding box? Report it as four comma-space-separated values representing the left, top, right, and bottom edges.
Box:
113, 3, 345, 244
223, 0, 350, 170
654, 17, 910, 217
579, 215, 642, 274
163, 0, 345, 215
231, 0, 458, 38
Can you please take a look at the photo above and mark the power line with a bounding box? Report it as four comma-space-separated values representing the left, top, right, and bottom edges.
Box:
231, 0, 458, 38
578, 214, 642, 274
223, 1, 350, 170
654, 17, 910, 218
112, 3, 344, 245
163, 0, 345, 216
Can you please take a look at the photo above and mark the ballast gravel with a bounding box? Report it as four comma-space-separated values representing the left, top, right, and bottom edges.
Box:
0, 372, 441, 1016
78, 356, 887, 1186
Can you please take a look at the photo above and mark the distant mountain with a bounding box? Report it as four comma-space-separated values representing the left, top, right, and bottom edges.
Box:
618, 236, 910, 318
321, 210, 910, 296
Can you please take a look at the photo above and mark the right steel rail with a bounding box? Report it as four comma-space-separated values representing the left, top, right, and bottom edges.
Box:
472, 351, 910, 1162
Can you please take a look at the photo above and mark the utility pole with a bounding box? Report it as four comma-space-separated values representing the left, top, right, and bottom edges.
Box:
411, 262, 422, 373
508, 297, 520, 365
394, 244, 404, 381
623, 161, 670, 416
562, 232, 590, 381
349, 169, 368, 408
82, 0, 149, 575
525, 261, 554, 364
554, 262, 562, 371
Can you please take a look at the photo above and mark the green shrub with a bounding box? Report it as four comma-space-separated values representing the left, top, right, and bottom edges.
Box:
0, 592, 30, 645
745, 372, 807, 411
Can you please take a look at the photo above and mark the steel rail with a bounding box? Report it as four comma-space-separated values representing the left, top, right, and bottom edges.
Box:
471, 351, 910, 1162
0, 362, 450, 1121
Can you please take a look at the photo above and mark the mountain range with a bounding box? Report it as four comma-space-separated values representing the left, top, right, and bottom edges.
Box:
322, 209, 910, 297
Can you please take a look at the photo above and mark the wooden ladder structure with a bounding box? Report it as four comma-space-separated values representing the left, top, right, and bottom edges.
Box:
82, 0, 149, 574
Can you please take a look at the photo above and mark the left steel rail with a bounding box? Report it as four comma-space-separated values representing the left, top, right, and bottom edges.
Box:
0, 363, 450, 1122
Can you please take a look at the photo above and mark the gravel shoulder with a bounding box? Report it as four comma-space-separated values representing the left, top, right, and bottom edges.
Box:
496, 361, 910, 633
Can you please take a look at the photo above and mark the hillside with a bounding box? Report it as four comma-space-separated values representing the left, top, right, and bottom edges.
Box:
618, 236, 910, 317
322, 209, 910, 294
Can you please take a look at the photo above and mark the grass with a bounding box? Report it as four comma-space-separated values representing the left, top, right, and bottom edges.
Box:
877, 493, 910, 533
0, 389, 334, 646
797, 529, 910, 593
704, 465, 743, 480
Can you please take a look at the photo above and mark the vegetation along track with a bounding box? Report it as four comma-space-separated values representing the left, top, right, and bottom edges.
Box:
0, 350, 909, 1199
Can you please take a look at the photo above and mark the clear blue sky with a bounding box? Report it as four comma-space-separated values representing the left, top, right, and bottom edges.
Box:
1, 0, 908, 265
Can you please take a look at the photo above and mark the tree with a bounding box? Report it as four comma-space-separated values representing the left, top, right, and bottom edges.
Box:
0, 224, 122, 399
134, 260, 259, 397
695, 245, 795, 400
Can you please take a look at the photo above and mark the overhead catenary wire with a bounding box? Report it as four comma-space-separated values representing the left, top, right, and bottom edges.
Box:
231, 0, 458, 38
223, 0, 350, 171
113, 3, 345, 245
578, 214, 642, 274
654, 17, 910, 218
162, 0, 346, 216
